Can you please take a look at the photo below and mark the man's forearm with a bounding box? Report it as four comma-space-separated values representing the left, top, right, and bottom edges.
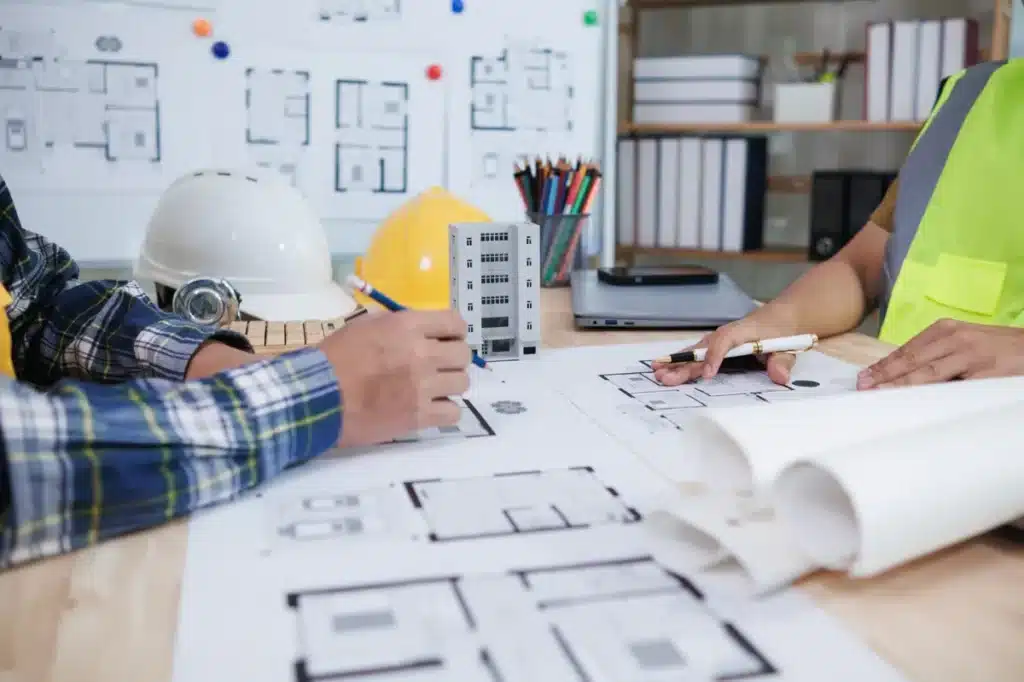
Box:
750, 222, 888, 339
0, 347, 342, 570
753, 258, 873, 338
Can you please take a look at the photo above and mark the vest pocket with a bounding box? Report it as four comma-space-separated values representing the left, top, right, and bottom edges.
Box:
925, 252, 1006, 316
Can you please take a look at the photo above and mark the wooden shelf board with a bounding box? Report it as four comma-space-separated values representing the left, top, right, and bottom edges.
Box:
767, 175, 811, 193
617, 245, 808, 263
621, 120, 921, 134
631, 0, 829, 7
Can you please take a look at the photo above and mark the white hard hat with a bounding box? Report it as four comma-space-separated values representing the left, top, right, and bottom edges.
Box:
135, 168, 357, 321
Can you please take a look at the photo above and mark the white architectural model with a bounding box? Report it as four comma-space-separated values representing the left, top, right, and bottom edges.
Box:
449, 222, 540, 361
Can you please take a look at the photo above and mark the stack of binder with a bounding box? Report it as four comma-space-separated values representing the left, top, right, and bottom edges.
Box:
866, 17, 978, 123
632, 55, 762, 125
616, 134, 768, 253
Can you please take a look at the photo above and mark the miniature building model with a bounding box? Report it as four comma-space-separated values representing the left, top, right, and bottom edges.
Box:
449, 222, 540, 360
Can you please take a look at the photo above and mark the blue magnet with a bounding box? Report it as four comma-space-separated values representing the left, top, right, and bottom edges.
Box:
451, 0, 464, 14
211, 40, 230, 59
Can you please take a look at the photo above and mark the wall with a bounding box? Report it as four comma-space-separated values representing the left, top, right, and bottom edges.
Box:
620, 0, 996, 334
1011, 0, 1024, 53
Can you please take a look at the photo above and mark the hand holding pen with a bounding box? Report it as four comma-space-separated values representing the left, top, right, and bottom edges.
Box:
346, 275, 489, 370
652, 327, 817, 387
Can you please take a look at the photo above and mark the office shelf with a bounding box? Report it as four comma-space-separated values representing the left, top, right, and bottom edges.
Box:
621, 121, 922, 134
617, 245, 808, 263
617, 0, 1008, 263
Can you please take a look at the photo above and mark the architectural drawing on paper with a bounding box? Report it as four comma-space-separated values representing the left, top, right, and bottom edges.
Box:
449, 222, 540, 361
244, 67, 310, 186
272, 485, 410, 545
317, 0, 401, 22
391, 396, 493, 443
601, 360, 827, 431
286, 555, 776, 682
469, 45, 573, 133
468, 44, 574, 186
405, 467, 640, 542
268, 466, 636, 549
0, 56, 160, 163
334, 78, 408, 194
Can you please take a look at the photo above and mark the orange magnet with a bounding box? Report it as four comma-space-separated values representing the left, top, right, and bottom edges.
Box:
192, 18, 213, 37
426, 64, 443, 81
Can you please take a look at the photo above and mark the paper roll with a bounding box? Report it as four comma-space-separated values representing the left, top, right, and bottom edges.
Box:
772, 401, 1024, 577
693, 376, 1024, 492
644, 492, 818, 594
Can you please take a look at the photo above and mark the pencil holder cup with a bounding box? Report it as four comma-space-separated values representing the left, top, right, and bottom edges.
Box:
527, 213, 595, 287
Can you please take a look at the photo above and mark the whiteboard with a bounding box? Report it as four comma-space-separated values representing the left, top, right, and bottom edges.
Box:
0, 0, 613, 264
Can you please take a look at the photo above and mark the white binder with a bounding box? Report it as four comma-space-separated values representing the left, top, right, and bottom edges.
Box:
656, 137, 680, 247
677, 137, 702, 249
866, 22, 892, 122
616, 137, 636, 247
636, 137, 659, 248
721, 138, 748, 253
699, 138, 724, 250
890, 21, 920, 122
914, 20, 942, 121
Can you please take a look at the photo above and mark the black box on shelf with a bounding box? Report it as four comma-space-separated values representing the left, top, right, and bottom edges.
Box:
809, 170, 897, 261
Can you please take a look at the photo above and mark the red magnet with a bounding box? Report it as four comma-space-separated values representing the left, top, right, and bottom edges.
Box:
426, 64, 443, 81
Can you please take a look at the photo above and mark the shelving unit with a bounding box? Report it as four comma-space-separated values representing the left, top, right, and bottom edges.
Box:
616, 0, 1011, 265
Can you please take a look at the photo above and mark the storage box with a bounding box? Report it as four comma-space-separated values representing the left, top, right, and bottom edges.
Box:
773, 82, 838, 123
633, 54, 762, 125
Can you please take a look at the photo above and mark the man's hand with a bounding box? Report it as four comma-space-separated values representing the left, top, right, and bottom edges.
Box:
652, 309, 800, 386
319, 309, 472, 448
857, 319, 1024, 390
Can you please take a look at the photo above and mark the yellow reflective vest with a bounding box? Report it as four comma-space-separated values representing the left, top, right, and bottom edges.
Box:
879, 60, 1024, 345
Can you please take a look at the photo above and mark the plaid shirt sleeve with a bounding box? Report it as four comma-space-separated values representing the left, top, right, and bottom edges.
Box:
0, 176, 253, 387
0, 346, 343, 570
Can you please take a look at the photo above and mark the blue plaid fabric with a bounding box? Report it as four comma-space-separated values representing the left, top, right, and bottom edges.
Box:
0, 175, 343, 569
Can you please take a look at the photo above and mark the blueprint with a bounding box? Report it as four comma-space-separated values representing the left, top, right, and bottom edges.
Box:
172, 341, 904, 682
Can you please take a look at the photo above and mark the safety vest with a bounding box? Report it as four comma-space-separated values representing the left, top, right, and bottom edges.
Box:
879, 59, 1024, 345
0, 283, 14, 377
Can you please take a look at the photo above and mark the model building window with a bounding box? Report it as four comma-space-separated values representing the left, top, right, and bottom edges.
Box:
527, 300, 533, 309
527, 322, 533, 330
468, 302, 474, 311
526, 236, 532, 244
466, 237, 472, 246
466, 259, 473, 268
526, 257, 532, 266
468, 324, 474, 332
467, 280, 473, 290
526, 279, 533, 288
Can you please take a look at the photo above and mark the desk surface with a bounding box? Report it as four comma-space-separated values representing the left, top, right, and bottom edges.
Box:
2, 289, 1023, 682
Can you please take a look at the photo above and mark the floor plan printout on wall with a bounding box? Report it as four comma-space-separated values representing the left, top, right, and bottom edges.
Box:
172, 340, 907, 682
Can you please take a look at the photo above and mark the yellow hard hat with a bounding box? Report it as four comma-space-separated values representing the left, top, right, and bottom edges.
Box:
353, 186, 492, 310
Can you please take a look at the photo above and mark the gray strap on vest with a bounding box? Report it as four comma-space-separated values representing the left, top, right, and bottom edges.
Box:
879, 61, 1003, 320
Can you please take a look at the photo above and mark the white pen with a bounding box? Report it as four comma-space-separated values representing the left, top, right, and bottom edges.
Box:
654, 334, 818, 365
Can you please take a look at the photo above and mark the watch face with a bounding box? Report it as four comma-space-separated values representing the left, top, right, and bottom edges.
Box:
173, 277, 239, 327
185, 288, 226, 326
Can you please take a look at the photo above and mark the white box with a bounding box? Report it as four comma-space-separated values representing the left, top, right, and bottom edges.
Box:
772, 82, 837, 123
633, 55, 761, 80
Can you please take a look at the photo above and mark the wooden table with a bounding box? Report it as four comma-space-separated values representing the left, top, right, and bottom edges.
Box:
2, 289, 1023, 682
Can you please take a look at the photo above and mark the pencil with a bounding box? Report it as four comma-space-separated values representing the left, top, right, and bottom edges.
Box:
345, 275, 489, 370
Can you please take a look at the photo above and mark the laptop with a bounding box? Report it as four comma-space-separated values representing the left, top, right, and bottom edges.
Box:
570, 269, 756, 329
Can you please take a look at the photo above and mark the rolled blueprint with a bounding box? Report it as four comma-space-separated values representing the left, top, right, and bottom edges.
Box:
645, 491, 819, 595
772, 402, 1024, 577
690, 375, 1024, 492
